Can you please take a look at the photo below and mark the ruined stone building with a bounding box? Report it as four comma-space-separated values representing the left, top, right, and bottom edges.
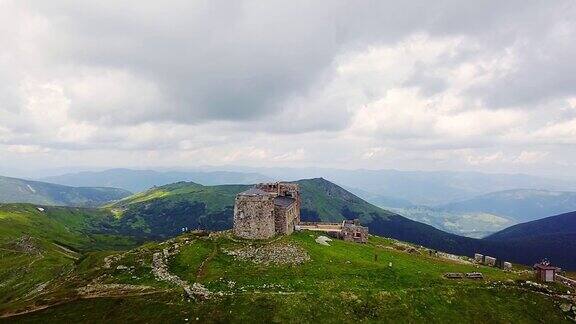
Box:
233, 182, 301, 239
298, 219, 369, 243
233, 182, 369, 243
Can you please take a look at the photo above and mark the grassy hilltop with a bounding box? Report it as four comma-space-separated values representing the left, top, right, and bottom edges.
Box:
1, 231, 572, 323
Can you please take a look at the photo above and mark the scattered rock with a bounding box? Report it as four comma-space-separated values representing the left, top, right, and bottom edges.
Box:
560, 303, 573, 312
223, 243, 310, 266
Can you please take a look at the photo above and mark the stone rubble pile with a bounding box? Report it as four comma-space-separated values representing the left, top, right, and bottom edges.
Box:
223, 243, 310, 265
11, 235, 42, 255
103, 253, 125, 269
151, 240, 210, 300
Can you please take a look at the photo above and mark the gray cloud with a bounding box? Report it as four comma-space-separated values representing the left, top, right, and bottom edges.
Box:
1, 0, 576, 176
17, 0, 566, 125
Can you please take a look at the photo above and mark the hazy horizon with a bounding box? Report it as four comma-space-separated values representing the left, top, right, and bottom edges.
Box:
2, 164, 575, 182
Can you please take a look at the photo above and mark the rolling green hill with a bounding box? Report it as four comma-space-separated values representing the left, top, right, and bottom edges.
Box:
0, 204, 137, 310
488, 210, 576, 241
0, 175, 131, 207
1, 231, 572, 322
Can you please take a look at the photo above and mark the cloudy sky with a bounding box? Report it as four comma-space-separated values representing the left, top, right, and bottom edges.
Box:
1, 0, 576, 177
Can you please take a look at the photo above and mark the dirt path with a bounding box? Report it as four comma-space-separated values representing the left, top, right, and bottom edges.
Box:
196, 244, 218, 281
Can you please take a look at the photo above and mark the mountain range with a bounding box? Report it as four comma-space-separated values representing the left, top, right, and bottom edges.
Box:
0, 175, 131, 207
442, 189, 576, 223
107, 178, 576, 269
41, 168, 271, 193
216, 167, 576, 205
39, 167, 576, 206
1, 173, 575, 269
370, 189, 576, 238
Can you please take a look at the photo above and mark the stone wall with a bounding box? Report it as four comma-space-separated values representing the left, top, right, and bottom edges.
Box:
341, 224, 369, 243
274, 203, 300, 235
233, 195, 276, 239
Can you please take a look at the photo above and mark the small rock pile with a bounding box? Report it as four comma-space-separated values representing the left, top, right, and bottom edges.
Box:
223, 243, 310, 266
520, 280, 553, 294
559, 303, 576, 320
11, 235, 42, 255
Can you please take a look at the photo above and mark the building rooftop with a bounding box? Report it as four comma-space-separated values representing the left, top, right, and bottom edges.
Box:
534, 263, 558, 270
274, 196, 296, 208
239, 188, 271, 196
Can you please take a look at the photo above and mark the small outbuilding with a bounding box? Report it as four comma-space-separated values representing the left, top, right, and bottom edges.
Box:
534, 262, 559, 282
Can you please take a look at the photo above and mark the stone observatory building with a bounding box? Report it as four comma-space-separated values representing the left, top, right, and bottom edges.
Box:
233, 182, 301, 239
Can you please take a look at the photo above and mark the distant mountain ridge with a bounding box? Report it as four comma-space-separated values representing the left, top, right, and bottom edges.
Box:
365, 188, 576, 238
441, 189, 576, 223
41, 168, 272, 192
386, 206, 514, 239
222, 167, 575, 205
39, 167, 576, 206
487, 210, 576, 241
0, 175, 131, 207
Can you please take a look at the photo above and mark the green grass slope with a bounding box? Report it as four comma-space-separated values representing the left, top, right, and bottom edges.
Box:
2, 231, 572, 323
0, 204, 137, 310
0, 176, 131, 207
110, 182, 249, 238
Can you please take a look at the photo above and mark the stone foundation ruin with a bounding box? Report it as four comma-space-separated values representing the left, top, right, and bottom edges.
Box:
298, 220, 369, 243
